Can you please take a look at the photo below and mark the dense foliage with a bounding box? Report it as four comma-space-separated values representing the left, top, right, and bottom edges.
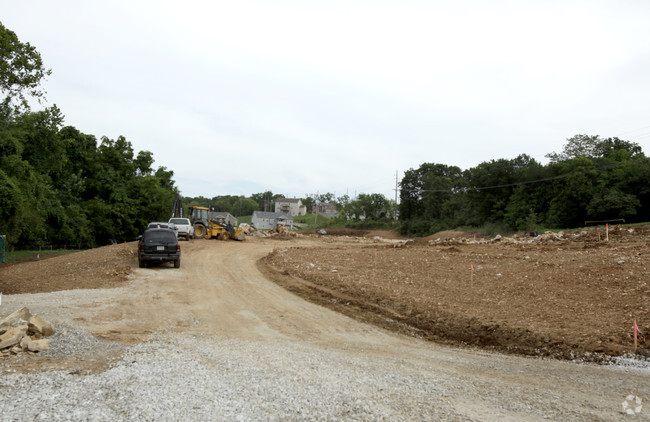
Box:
0, 114, 178, 248
399, 135, 650, 236
183, 194, 261, 217
0, 22, 176, 249
0, 22, 51, 115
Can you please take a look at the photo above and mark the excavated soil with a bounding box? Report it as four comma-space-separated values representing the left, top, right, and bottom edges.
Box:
1, 226, 649, 363
261, 225, 650, 362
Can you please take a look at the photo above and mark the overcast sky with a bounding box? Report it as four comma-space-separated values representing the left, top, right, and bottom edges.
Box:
3, 1, 650, 200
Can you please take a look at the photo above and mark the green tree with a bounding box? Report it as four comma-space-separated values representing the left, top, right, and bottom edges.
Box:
545, 157, 599, 228
185, 196, 212, 208
237, 197, 259, 216
340, 193, 390, 221
251, 191, 275, 212
546, 134, 642, 162
399, 163, 463, 222
464, 158, 520, 226
0, 21, 51, 116
0, 24, 179, 249
336, 194, 350, 209
301, 195, 315, 213
317, 192, 336, 204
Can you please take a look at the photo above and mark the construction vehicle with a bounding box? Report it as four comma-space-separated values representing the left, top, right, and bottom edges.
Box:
171, 195, 245, 241
188, 206, 245, 241
171, 194, 184, 218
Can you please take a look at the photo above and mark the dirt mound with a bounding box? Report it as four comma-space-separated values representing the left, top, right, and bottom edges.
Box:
299, 228, 405, 239
300, 228, 370, 237
363, 230, 406, 240
423, 230, 473, 241
0, 243, 137, 294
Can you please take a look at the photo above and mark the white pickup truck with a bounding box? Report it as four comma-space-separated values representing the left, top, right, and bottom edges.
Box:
168, 218, 194, 241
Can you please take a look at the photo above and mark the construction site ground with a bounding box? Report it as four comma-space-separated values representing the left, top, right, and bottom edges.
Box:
1, 225, 648, 364
1, 227, 649, 419
263, 227, 650, 362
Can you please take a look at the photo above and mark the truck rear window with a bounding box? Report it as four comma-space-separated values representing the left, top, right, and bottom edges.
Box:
169, 219, 189, 225
144, 231, 177, 243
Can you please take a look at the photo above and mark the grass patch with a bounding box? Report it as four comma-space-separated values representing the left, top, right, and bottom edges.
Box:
237, 215, 252, 225
293, 213, 332, 229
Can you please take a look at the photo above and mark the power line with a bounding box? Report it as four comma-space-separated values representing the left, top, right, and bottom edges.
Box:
619, 124, 650, 136
627, 131, 650, 141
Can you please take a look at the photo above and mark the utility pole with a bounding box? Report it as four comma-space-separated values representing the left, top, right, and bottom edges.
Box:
394, 170, 399, 221
394, 170, 399, 204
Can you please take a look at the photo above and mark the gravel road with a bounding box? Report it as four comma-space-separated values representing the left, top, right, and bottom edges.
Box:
1, 239, 648, 421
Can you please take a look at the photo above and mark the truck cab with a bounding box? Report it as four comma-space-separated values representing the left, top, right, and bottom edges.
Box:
168, 218, 194, 240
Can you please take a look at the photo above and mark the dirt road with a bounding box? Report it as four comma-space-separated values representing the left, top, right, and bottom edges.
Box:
2, 238, 649, 419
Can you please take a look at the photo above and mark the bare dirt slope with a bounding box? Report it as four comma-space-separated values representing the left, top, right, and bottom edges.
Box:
1, 235, 649, 419
263, 226, 650, 360
0, 245, 133, 294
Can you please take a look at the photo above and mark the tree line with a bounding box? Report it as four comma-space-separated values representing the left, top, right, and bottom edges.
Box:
0, 22, 177, 249
183, 191, 399, 227
399, 134, 650, 236
0, 110, 178, 249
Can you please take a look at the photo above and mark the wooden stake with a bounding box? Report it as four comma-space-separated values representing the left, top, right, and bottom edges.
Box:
470, 261, 474, 285
634, 320, 638, 352
606, 223, 609, 242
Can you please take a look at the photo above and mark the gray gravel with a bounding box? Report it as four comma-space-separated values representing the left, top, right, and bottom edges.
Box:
1, 332, 458, 421
1, 288, 649, 420
39, 322, 125, 358
2, 326, 648, 421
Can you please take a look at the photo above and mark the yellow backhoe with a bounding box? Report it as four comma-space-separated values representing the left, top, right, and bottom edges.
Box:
188, 206, 245, 240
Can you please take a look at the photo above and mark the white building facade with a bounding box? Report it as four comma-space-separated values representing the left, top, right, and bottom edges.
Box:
274, 198, 307, 216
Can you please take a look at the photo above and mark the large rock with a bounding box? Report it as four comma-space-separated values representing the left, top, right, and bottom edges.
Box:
19, 336, 31, 350
20, 337, 50, 352
28, 339, 50, 352
0, 308, 56, 355
28, 315, 56, 337
0, 325, 28, 349
0, 307, 32, 330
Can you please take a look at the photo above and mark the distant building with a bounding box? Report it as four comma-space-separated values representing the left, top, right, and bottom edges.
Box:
274, 198, 307, 216
252, 211, 293, 230
313, 203, 338, 215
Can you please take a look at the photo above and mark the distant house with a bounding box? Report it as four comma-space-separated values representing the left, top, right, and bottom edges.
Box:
313, 203, 338, 216
274, 198, 307, 216
252, 211, 293, 230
